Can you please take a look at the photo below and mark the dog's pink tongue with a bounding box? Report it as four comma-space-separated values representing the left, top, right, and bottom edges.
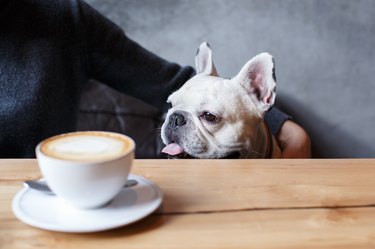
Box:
162, 143, 184, 156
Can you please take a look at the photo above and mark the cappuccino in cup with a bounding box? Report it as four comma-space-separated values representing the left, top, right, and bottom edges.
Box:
36, 131, 135, 209
40, 131, 132, 162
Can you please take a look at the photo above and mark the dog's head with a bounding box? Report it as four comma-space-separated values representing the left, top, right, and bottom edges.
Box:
161, 42, 276, 158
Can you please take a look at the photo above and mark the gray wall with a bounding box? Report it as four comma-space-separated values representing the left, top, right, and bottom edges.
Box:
86, 0, 375, 158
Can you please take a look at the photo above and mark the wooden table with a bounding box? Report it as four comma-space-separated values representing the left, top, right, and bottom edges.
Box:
1, 159, 375, 248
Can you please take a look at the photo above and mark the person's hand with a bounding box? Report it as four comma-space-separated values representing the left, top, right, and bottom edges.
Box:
276, 120, 311, 158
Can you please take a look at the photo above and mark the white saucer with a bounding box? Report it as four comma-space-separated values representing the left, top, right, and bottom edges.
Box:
12, 174, 163, 233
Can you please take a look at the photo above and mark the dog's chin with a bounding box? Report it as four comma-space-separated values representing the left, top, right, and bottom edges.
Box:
161, 139, 242, 159
165, 152, 195, 159
164, 150, 241, 159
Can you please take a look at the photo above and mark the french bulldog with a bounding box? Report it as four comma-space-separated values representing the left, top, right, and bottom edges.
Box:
161, 42, 281, 159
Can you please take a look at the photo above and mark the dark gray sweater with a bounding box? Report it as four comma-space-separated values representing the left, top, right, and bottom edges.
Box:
0, 0, 288, 158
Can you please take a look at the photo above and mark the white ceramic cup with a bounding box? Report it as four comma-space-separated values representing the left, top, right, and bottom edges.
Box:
35, 131, 135, 209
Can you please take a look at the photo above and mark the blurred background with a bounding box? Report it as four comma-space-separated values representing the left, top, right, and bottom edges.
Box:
83, 0, 375, 158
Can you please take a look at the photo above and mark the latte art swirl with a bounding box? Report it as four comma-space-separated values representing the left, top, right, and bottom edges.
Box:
40, 131, 132, 162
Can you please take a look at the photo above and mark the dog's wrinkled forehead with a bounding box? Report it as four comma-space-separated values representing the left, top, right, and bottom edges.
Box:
167, 74, 257, 122
168, 74, 222, 106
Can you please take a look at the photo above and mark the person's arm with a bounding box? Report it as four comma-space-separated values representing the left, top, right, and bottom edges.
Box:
265, 108, 311, 158
276, 120, 311, 158
77, 1, 195, 112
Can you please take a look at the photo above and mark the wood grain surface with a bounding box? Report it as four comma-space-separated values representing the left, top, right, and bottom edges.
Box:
1, 159, 375, 248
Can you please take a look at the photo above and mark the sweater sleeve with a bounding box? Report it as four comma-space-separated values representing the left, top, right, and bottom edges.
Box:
264, 107, 292, 135
77, 1, 195, 112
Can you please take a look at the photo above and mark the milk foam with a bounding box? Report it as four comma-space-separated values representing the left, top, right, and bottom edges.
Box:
41, 132, 131, 161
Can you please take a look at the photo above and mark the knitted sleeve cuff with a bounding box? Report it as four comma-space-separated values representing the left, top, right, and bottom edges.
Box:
264, 107, 292, 135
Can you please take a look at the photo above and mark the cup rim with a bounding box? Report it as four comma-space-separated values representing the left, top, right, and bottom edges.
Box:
35, 131, 135, 165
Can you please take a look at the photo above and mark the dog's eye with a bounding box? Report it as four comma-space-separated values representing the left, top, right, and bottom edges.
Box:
201, 112, 219, 123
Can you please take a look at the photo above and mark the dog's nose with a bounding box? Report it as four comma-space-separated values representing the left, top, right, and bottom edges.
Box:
168, 113, 186, 128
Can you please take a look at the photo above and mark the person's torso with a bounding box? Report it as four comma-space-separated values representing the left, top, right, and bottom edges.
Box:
0, 0, 88, 157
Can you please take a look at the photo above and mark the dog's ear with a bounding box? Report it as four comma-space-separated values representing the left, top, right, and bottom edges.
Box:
234, 53, 276, 113
195, 42, 218, 76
